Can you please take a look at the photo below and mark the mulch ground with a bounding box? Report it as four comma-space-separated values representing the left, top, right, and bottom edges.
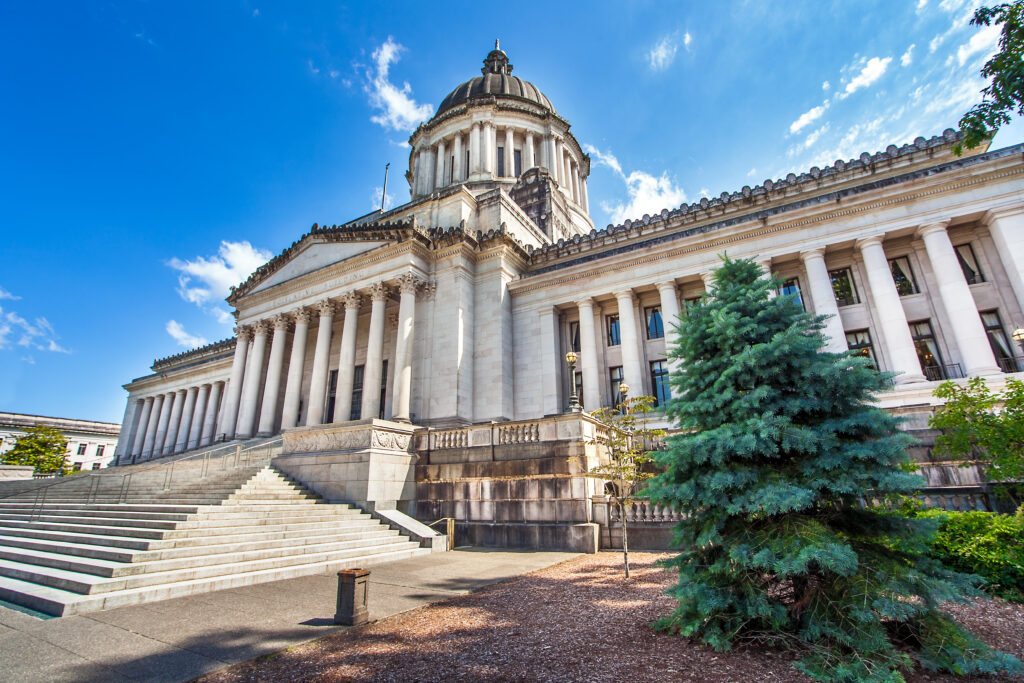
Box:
197, 553, 1024, 682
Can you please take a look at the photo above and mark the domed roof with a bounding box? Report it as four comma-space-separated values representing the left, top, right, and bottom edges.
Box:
436, 42, 555, 116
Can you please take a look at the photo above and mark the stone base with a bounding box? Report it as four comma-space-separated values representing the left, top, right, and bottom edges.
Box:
455, 521, 599, 554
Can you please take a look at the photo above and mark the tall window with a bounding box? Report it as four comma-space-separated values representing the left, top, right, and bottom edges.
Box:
981, 309, 1016, 371
92, 463, 101, 470
646, 306, 664, 340
650, 360, 670, 407
514, 150, 522, 177
609, 366, 624, 405
889, 256, 919, 295
464, 150, 469, 179
96, 445, 105, 458
350, 365, 364, 421
378, 360, 389, 420
77, 443, 87, 456
910, 320, 952, 380
846, 329, 877, 368
778, 278, 805, 310
955, 243, 985, 284
497, 146, 505, 177
568, 321, 581, 352
448, 155, 455, 184
574, 371, 584, 408
829, 268, 859, 306
607, 315, 621, 346
325, 369, 338, 422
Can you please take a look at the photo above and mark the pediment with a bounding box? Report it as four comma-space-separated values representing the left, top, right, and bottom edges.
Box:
249, 240, 387, 294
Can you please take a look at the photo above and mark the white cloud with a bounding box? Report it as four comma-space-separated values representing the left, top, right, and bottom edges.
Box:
307, 60, 319, 75
840, 57, 892, 98
901, 44, 915, 66
0, 305, 69, 354
648, 35, 679, 71
822, 80, 830, 91
584, 144, 624, 177
586, 144, 686, 223
790, 105, 827, 134
166, 320, 208, 349
364, 37, 433, 133
168, 240, 271, 324
0, 286, 20, 301
957, 24, 1001, 66
684, 32, 692, 50
372, 186, 397, 212
917, 0, 928, 9
804, 123, 830, 148
747, 167, 758, 177
699, 188, 710, 199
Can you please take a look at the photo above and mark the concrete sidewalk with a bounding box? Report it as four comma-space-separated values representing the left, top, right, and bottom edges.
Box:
0, 549, 578, 682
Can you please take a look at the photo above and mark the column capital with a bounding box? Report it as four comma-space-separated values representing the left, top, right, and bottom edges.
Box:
339, 290, 362, 310
251, 320, 270, 336
292, 307, 314, 324
175, 388, 187, 396
612, 289, 635, 302
576, 297, 595, 310
983, 205, 1024, 224
395, 272, 424, 295
915, 219, 952, 239
799, 247, 827, 261
655, 281, 678, 294
316, 299, 336, 317
854, 235, 885, 250
234, 325, 252, 342
367, 282, 391, 302
271, 314, 290, 331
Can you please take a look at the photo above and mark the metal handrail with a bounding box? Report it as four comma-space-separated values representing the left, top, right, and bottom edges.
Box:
427, 517, 456, 551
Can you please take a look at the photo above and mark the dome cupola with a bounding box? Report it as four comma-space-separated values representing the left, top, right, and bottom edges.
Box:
436, 40, 555, 116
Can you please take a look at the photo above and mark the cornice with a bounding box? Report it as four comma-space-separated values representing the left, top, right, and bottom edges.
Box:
151, 337, 235, 373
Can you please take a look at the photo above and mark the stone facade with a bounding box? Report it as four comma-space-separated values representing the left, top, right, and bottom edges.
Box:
112, 45, 1024, 549
0, 412, 120, 472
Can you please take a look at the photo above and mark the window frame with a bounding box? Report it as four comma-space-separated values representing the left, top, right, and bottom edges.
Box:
778, 277, 805, 310
888, 255, 920, 296
845, 329, 878, 368
650, 360, 670, 407
609, 366, 624, 405
829, 267, 860, 307
645, 306, 664, 340
954, 243, 985, 285
350, 365, 364, 421
606, 315, 621, 346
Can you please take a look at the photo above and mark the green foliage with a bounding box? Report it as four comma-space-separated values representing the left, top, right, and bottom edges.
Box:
930, 377, 1024, 504
955, 1, 1024, 153
644, 256, 1021, 682
2, 425, 70, 474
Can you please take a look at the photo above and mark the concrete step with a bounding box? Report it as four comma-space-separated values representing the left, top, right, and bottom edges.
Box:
158, 517, 386, 543
0, 527, 156, 551
0, 503, 204, 515
0, 519, 167, 540
146, 519, 388, 550
0, 534, 140, 563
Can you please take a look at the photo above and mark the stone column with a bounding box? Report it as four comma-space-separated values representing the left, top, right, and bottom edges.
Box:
236, 321, 269, 439
201, 381, 223, 447
163, 389, 185, 455
306, 300, 336, 426
986, 207, 1024, 306
918, 222, 1001, 376
581, 176, 589, 214
362, 283, 390, 420
131, 397, 154, 460
333, 292, 362, 423
656, 282, 683, 393
258, 315, 290, 435
577, 299, 601, 410
188, 384, 209, 450
145, 394, 169, 460
800, 248, 848, 353
553, 138, 563, 184
524, 133, 535, 171
391, 274, 420, 422
174, 386, 198, 452
482, 122, 494, 175
218, 327, 251, 441
614, 290, 645, 397
564, 154, 572, 195
424, 147, 435, 194
539, 306, 562, 415
857, 236, 926, 383
504, 128, 514, 177
281, 309, 311, 429
453, 134, 464, 182
434, 139, 446, 189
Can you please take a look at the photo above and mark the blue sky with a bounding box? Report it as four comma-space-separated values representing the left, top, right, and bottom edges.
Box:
2, 1, 1021, 423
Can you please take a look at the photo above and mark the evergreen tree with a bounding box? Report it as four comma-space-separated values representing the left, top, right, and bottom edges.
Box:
644, 256, 1021, 682
2, 425, 70, 475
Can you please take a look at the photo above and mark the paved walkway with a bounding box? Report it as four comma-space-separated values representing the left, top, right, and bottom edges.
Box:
0, 549, 578, 682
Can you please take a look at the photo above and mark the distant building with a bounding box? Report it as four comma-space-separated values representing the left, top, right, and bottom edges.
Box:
0, 413, 120, 471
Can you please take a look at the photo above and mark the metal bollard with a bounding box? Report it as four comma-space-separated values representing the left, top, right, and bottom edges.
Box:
334, 568, 370, 626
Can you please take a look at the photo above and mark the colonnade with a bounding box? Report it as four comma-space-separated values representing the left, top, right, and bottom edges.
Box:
124, 381, 226, 463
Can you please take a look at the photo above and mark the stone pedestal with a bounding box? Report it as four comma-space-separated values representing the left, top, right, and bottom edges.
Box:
334, 568, 370, 626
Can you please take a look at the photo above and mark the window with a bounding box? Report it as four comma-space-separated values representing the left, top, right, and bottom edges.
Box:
910, 320, 959, 380
568, 321, 581, 353
76, 443, 87, 456
609, 367, 624, 405
683, 296, 702, 313
981, 310, 1017, 372
829, 268, 859, 306
92, 463, 101, 470
574, 371, 584, 408
325, 370, 338, 422
846, 329, 877, 368
955, 244, 985, 284
645, 306, 664, 340
96, 445, 105, 458
73, 462, 82, 472
448, 155, 455, 184
607, 315, 621, 346
889, 256, 919, 295
650, 360, 670, 407
514, 150, 522, 177
497, 146, 505, 177
378, 360, 389, 420
350, 365, 364, 421
464, 150, 469, 179
778, 278, 805, 310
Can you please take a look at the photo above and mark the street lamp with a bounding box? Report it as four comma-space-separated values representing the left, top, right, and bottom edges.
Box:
565, 350, 582, 413
1013, 327, 1024, 354
618, 381, 630, 413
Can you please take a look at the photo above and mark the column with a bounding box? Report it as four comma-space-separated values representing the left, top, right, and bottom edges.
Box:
236, 321, 269, 439
524, 133, 535, 171
577, 299, 601, 410
552, 137, 562, 183
218, 327, 251, 441
504, 128, 514, 177
305, 300, 336, 425
391, 274, 420, 421
145, 394, 169, 459
918, 222, 1001, 376
434, 139, 447, 189
281, 309, 311, 429
188, 384, 209, 449
162, 389, 185, 455
581, 176, 590, 214
563, 153, 572, 193
174, 386, 198, 452
986, 208, 1024, 306
258, 315, 290, 435
478, 122, 490, 175
424, 147, 435, 193
801, 249, 849, 353
614, 291, 645, 397
656, 282, 683, 394
572, 162, 581, 202
453, 134, 464, 182
539, 306, 562, 415
362, 283, 389, 420
130, 397, 154, 461
333, 292, 362, 423
201, 381, 223, 446
857, 236, 926, 383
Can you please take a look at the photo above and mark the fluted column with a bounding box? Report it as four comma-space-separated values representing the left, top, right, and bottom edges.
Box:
434, 140, 447, 189
656, 282, 683, 394
581, 176, 589, 214
306, 300, 336, 426
481, 122, 493, 175
391, 274, 420, 422
504, 128, 514, 177
918, 222, 1001, 376
258, 315, 290, 435
986, 207, 1024, 306
218, 327, 251, 441
131, 397, 154, 460
281, 309, 311, 429
801, 249, 848, 353
174, 386, 198, 452
201, 381, 223, 446
188, 385, 209, 450
453, 134, 464, 182
552, 137, 562, 183
857, 236, 926, 383
145, 394, 169, 460
577, 299, 601, 410
424, 147, 435, 194
614, 290, 645, 397
333, 292, 362, 423
362, 283, 389, 420
163, 389, 185, 455
524, 133, 535, 171
236, 321, 269, 439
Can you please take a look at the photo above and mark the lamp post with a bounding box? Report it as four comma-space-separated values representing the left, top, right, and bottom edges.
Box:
1013, 328, 1024, 372
565, 350, 582, 413
618, 381, 630, 413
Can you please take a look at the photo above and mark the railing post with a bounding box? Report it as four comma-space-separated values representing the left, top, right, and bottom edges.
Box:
447, 517, 455, 551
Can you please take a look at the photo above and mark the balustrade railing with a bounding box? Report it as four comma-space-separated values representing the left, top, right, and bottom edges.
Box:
923, 363, 964, 382
497, 422, 539, 444
997, 356, 1024, 374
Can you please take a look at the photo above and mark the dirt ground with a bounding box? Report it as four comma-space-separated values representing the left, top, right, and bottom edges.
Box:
197, 552, 1024, 682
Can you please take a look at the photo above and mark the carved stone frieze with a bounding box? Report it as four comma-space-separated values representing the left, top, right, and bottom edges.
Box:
282, 423, 415, 455
371, 429, 412, 451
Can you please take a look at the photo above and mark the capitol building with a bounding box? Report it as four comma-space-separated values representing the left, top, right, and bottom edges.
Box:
111, 44, 1024, 549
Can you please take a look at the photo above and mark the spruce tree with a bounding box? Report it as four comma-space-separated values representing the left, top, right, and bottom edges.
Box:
644, 256, 1021, 682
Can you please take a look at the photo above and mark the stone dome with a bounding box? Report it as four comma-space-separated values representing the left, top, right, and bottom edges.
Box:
436, 42, 555, 116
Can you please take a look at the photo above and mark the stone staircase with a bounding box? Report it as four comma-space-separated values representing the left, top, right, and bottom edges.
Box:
0, 463, 431, 616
